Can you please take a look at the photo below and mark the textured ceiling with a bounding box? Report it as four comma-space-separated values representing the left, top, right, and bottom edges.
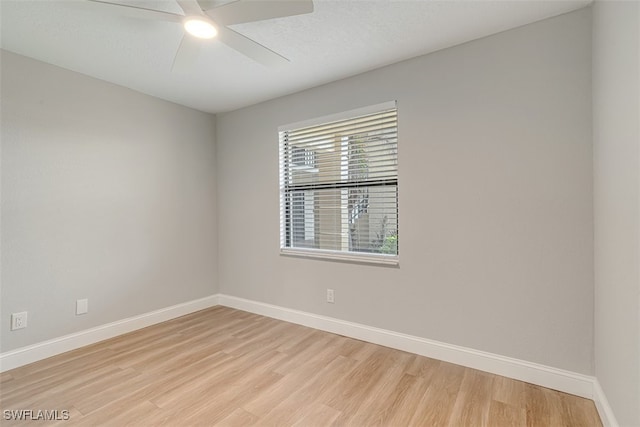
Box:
1, 0, 590, 114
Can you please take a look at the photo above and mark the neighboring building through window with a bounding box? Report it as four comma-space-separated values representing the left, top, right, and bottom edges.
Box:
279, 101, 398, 265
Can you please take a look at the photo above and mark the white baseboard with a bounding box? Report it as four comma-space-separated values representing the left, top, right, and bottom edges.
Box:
593, 379, 620, 427
218, 294, 595, 400
1, 292, 615, 426
0, 294, 219, 372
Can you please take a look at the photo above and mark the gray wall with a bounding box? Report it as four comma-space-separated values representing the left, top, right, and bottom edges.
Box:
1, 51, 218, 352
592, 1, 640, 425
217, 9, 594, 374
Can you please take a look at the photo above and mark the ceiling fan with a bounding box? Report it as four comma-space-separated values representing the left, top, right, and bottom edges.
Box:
83, 0, 314, 70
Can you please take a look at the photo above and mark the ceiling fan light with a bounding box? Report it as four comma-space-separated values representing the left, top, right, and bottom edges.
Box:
184, 18, 217, 39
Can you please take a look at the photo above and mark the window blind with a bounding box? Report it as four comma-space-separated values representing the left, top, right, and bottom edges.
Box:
279, 102, 398, 261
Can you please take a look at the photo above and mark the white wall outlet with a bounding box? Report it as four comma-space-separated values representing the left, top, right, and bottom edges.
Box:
76, 299, 88, 315
11, 312, 28, 330
327, 289, 335, 304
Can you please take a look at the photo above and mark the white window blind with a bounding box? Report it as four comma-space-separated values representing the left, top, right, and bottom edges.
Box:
279, 102, 398, 264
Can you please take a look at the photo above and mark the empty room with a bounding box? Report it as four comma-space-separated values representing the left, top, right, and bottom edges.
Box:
1, 0, 638, 425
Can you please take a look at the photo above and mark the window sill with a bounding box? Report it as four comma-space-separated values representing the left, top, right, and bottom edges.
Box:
280, 248, 399, 267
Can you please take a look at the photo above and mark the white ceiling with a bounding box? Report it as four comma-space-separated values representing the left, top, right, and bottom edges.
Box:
1, 0, 590, 114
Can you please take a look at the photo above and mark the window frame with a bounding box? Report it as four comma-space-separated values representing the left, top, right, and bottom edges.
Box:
278, 101, 399, 266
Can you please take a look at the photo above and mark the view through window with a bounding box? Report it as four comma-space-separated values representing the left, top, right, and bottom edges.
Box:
279, 102, 398, 263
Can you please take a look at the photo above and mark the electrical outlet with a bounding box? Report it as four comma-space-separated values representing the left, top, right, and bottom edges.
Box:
327, 289, 335, 304
76, 299, 88, 315
11, 312, 28, 330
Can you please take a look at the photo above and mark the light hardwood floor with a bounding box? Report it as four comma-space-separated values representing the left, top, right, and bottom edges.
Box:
1, 306, 601, 426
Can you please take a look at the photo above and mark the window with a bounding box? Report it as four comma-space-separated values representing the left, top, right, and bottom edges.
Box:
279, 101, 398, 265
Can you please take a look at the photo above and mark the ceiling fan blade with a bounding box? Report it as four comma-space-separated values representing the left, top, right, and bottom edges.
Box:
176, 0, 204, 16
217, 26, 289, 67
82, 0, 183, 22
196, 0, 228, 10
205, 0, 313, 26
172, 34, 201, 72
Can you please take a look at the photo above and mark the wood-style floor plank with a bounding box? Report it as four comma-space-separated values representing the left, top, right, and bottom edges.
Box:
0, 306, 602, 426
